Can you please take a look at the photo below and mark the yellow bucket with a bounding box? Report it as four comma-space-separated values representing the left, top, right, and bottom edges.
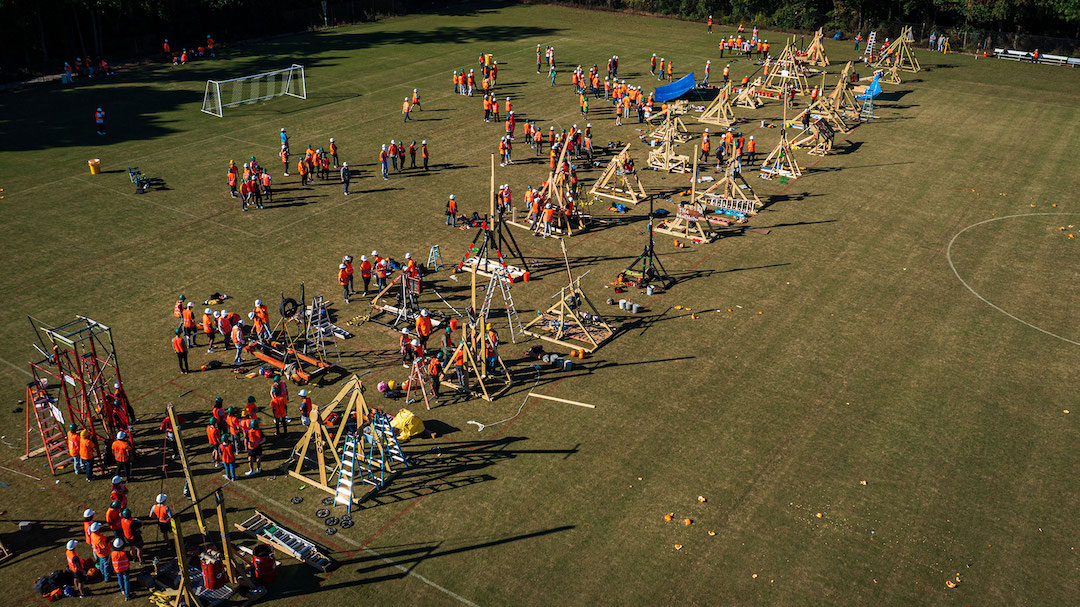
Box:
88, 158, 102, 175
485, 53, 493, 67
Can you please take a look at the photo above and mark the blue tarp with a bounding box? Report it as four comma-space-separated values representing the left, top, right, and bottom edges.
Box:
856, 73, 881, 100
654, 72, 696, 103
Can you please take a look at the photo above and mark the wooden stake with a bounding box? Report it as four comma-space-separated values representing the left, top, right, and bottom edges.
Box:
527, 393, 596, 409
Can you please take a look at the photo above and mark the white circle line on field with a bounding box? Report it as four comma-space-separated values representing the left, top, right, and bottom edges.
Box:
946, 212, 1080, 347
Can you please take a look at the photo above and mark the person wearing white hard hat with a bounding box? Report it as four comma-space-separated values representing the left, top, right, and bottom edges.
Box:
231, 318, 245, 366
329, 137, 339, 168
338, 263, 350, 304
379, 143, 389, 180
341, 160, 351, 195
111, 538, 133, 599
150, 494, 173, 541
421, 140, 429, 171
399, 328, 413, 367
411, 88, 422, 111
181, 300, 197, 348
64, 539, 88, 596
358, 255, 372, 295
342, 256, 354, 296
252, 299, 270, 341
298, 389, 312, 426
112, 430, 133, 480
110, 475, 129, 508
82, 509, 96, 544
374, 251, 389, 291
416, 308, 433, 349
88, 521, 112, 581
446, 194, 458, 226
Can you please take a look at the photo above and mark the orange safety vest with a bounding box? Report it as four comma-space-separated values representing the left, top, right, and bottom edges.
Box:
338, 268, 348, 285
121, 517, 138, 541
298, 159, 307, 175
206, 424, 221, 446
90, 531, 110, 558
748, 139, 756, 153
260, 172, 271, 187
428, 357, 441, 377
247, 428, 264, 449
111, 550, 129, 573
174, 300, 183, 318
416, 315, 432, 337
182, 308, 195, 328
150, 504, 171, 523
360, 261, 372, 277
202, 313, 214, 333
106, 507, 122, 530
221, 442, 235, 464
453, 348, 465, 367
66, 550, 84, 573
79, 436, 97, 460
67, 431, 81, 456
112, 439, 131, 462
402, 100, 410, 114
227, 172, 237, 186
172, 335, 185, 353
543, 208, 555, 222
231, 325, 243, 345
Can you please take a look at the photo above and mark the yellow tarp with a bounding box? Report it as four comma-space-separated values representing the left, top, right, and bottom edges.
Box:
390, 408, 425, 442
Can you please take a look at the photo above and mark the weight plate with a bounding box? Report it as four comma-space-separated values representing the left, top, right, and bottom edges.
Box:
290, 497, 303, 504
340, 514, 352, 522
324, 517, 339, 527
315, 508, 330, 519
340, 519, 354, 529
321, 497, 335, 506
325, 528, 337, 535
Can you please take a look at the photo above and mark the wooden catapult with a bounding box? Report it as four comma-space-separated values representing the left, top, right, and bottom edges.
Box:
734, 78, 765, 109
248, 287, 339, 384
654, 149, 719, 243
288, 375, 401, 503
803, 28, 830, 67
508, 141, 588, 238
697, 82, 737, 128
645, 111, 690, 144
656, 147, 762, 242
460, 155, 531, 276
588, 143, 647, 206
792, 117, 836, 156
441, 265, 511, 401
826, 61, 862, 122
791, 73, 851, 134
646, 99, 690, 124
522, 241, 614, 353
647, 115, 691, 173
872, 26, 921, 74
759, 105, 802, 180
762, 38, 812, 96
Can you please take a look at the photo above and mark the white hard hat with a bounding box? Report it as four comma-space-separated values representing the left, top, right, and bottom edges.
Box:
344, 255, 352, 262
372, 250, 378, 256
213, 311, 220, 318
237, 319, 244, 325
401, 328, 410, 334
114, 382, 120, 389
390, 139, 395, 144
187, 302, 194, 307
506, 97, 511, 100
113, 538, 125, 549
411, 339, 419, 346
749, 136, 754, 139
339, 263, 347, 269
89, 522, 102, 532
420, 309, 429, 317
156, 494, 167, 503
248, 312, 254, 319
281, 128, 286, 132
330, 138, 335, 142
587, 123, 592, 127
116, 431, 126, 440
381, 144, 386, 150
360, 255, 367, 261
405, 97, 409, 100
205, 308, 212, 314
221, 309, 227, 315
97, 107, 102, 112
112, 475, 124, 484
405, 252, 412, 259
449, 194, 455, 199
422, 140, 427, 145
343, 162, 348, 166
704, 128, 709, 132
67, 540, 78, 550
299, 389, 308, 397
414, 88, 417, 92
83, 509, 95, 518
255, 299, 262, 306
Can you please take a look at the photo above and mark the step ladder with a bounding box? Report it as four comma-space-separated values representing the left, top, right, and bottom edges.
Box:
235, 510, 333, 572
862, 31, 877, 59
371, 411, 409, 468
426, 245, 443, 270
333, 433, 359, 512
25, 384, 73, 475
478, 267, 524, 343
405, 359, 433, 410
701, 193, 758, 217
860, 98, 876, 120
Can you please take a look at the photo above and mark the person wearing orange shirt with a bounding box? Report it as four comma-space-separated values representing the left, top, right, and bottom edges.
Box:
64, 540, 88, 597
411, 88, 422, 111
149, 494, 173, 541
338, 263, 350, 304
358, 255, 372, 296
88, 522, 112, 581
297, 156, 309, 187
83, 509, 96, 545
245, 419, 265, 475
270, 381, 288, 437
120, 509, 143, 564
206, 419, 222, 467
227, 165, 238, 198
111, 539, 133, 599
230, 320, 244, 366
542, 203, 555, 238
402, 97, 411, 122
105, 500, 123, 536
427, 354, 442, 400
173, 294, 185, 327
79, 430, 97, 482
202, 308, 217, 352
111, 431, 133, 480
452, 344, 468, 392
415, 309, 433, 349
220, 434, 237, 480
172, 328, 188, 375
745, 135, 756, 163
445, 194, 458, 226
66, 423, 84, 476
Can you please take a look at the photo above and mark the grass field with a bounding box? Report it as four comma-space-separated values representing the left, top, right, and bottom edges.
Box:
1, 3, 1079, 605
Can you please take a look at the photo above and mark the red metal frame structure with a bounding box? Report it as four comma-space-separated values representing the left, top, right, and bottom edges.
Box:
25, 316, 133, 467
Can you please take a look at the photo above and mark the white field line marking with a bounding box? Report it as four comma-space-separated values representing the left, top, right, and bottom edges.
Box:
229, 482, 480, 607
946, 212, 1080, 346
0, 356, 33, 377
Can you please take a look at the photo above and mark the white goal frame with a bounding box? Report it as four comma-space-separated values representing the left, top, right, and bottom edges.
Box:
201, 64, 307, 117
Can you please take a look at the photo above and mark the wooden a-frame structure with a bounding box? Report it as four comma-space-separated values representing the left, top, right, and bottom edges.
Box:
508, 140, 588, 237
289, 375, 377, 502
759, 105, 802, 180
762, 38, 812, 96
521, 241, 614, 353
792, 117, 836, 156
460, 155, 530, 278
589, 143, 647, 206
697, 82, 736, 128
654, 150, 720, 243
645, 111, 690, 144
827, 62, 862, 121
873, 26, 920, 73
734, 78, 765, 109
647, 114, 691, 173
442, 264, 511, 401
803, 28, 830, 67
792, 73, 851, 134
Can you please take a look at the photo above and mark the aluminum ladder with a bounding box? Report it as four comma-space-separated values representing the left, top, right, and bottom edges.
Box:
333, 433, 358, 512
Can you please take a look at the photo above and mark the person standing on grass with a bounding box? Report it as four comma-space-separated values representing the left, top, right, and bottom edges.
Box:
280, 145, 290, 177
207, 419, 222, 467
403, 97, 411, 122
380, 144, 389, 179
231, 320, 244, 365
120, 509, 143, 565
412, 88, 422, 111
708, 15, 713, 33
246, 419, 264, 475
446, 194, 457, 226
227, 165, 238, 198
95, 107, 105, 135
260, 169, 272, 204
339, 263, 350, 304
220, 435, 236, 480
111, 539, 133, 600
65, 540, 88, 597
409, 141, 417, 168
422, 140, 430, 171
341, 162, 351, 195
88, 523, 111, 582
549, 65, 556, 86
172, 328, 189, 375
297, 156, 308, 187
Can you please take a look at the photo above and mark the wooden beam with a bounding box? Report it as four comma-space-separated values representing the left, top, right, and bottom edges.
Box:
527, 393, 596, 409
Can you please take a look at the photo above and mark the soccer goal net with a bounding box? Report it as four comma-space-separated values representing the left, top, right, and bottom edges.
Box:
201, 64, 306, 117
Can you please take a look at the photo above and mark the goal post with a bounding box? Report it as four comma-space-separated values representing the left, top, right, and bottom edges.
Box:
201, 64, 306, 117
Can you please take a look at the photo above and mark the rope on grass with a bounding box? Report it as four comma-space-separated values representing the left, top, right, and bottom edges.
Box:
466, 365, 541, 432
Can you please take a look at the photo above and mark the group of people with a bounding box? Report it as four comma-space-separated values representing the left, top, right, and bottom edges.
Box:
336, 250, 397, 303
378, 139, 430, 179
170, 293, 274, 371
163, 36, 216, 65
63, 477, 159, 600
62, 57, 114, 84
205, 384, 307, 480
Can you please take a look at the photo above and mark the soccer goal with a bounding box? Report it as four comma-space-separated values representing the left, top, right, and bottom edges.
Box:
201, 64, 307, 117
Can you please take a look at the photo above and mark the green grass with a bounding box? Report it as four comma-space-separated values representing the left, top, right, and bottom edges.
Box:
1, 4, 1079, 606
